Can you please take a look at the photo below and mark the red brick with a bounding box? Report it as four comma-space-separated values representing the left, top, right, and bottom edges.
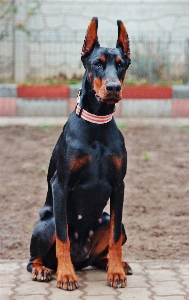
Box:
114, 101, 121, 117
18, 85, 69, 99
68, 98, 77, 115
172, 100, 189, 117
122, 86, 172, 99
0, 98, 17, 116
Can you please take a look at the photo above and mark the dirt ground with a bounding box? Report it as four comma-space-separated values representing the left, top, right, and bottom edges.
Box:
0, 122, 189, 262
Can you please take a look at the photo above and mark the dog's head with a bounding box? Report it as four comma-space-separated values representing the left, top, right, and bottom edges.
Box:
81, 17, 131, 105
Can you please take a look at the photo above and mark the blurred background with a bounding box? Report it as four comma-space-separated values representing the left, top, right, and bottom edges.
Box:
0, 0, 189, 85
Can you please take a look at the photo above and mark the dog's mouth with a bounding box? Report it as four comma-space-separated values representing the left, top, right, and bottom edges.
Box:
95, 94, 120, 105
95, 94, 101, 102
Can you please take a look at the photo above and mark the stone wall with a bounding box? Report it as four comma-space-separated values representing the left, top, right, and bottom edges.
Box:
31, 0, 189, 34
1, 0, 189, 82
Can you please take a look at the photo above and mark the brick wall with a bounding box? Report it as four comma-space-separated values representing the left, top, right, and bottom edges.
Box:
1, 84, 189, 117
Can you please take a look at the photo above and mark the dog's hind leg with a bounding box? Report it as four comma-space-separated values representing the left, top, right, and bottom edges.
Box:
27, 206, 56, 281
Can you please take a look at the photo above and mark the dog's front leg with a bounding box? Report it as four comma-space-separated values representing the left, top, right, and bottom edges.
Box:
107, 182, 126, 288
51, 173, 78, 291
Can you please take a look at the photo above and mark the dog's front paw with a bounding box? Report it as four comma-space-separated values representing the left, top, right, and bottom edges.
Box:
32, 266, 51, 282
107, 266, 127, 288
56, 265, 79, 291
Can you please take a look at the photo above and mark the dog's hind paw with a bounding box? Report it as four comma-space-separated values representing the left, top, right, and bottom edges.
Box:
123, 261, 133, 275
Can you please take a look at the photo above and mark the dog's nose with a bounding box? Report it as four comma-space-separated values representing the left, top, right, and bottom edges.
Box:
106, 82, 121, 94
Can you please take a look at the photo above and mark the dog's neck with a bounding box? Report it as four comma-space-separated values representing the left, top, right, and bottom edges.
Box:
78, 71, 116, 116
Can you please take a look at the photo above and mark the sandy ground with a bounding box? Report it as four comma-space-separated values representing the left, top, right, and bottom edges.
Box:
0, 121, 189, 261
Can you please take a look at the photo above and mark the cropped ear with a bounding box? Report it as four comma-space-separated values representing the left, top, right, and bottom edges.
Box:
81, 17, 100, 64
116, 20, 130, 60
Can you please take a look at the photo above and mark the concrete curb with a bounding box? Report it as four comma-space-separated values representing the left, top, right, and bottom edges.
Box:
1, 117, 188, 127
0, 84, 17, 97
0, 84, 189, 117
173, 85, 189, 98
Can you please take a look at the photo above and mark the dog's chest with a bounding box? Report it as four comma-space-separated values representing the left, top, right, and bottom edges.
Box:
67, 139, 124, 219
69, 138, 123, 182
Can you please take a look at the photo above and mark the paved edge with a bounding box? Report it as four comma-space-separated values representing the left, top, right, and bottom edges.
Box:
0, 259, 189, 299
0, 116, 189, 127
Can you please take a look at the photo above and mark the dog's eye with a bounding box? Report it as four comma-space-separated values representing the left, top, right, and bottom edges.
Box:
117, 62, 123, 68
94, 61, 102, 67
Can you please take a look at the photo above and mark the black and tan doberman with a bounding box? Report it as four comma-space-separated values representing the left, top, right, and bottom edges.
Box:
27, 17, 132, 291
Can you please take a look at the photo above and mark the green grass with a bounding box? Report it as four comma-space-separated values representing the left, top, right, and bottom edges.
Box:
27, 226, 32, 232
19, 77, 82, 86
123, 77, 185, 86
3, 74, 185, 86
39, 166, 48, 174
142, 150, 152, 161
179, 126, 189, 132
25, 124, 57, 132
172, 125, 189, 132
39, 124, 55, 132
8, 187, 14, 193
117, 123, 128, 130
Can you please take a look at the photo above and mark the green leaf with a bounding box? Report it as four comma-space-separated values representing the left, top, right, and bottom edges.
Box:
142, 150, 152, 161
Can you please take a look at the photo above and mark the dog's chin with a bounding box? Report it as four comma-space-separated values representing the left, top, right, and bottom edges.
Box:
103, 99, 120, 105
95, 94, 102, 103
95, 94, 120, 105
